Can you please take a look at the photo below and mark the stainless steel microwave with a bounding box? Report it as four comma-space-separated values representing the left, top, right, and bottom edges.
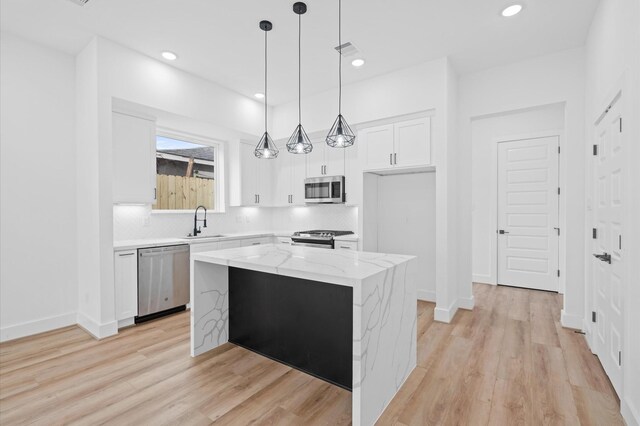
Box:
304, 176, 346, 204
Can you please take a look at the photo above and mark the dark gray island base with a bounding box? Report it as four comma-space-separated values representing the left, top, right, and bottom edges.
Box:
228, 267, 353, 390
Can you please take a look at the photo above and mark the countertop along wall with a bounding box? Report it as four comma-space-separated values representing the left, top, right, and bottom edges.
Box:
0, 32, 78, 341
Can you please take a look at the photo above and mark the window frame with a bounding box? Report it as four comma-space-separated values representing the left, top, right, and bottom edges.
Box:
152, 127, 225, 214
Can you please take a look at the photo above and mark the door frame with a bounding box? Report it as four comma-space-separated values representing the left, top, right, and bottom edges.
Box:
491, 130, 565, 293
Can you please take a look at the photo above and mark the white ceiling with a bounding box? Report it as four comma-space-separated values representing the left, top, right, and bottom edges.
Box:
1, 0, 598, 105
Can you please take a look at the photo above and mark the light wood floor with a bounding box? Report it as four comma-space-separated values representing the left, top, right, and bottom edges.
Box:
0, 284, 624, 425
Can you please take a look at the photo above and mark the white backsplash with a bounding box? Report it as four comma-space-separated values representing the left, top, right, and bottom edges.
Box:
113, 204, 358, 241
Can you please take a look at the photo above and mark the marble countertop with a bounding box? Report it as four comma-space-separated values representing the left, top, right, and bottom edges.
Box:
191, 243, 414, 287
114, 231, 359, 251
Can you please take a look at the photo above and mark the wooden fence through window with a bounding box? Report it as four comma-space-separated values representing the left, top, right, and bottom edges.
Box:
153, 174, 214, 210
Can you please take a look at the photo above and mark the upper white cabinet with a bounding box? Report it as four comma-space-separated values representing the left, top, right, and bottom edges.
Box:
273, 153, 306, 206
112, 111, 156, 204
306, 141, 346, 178
229, 141, 273, 206
114, 250, 138, 323
360, 117, 431, 171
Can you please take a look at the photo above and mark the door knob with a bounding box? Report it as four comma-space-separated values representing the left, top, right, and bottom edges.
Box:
593, 252, 612, 264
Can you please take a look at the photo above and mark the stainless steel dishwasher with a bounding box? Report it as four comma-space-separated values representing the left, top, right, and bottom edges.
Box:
136, 244, 190, 323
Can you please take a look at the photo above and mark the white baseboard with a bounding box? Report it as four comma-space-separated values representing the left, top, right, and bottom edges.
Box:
0, 312, 77, 343
458, 295, 475, 310
434, 299, 459, 323
622, 398, 640, 426
560, 309, 583, 330
76, 312, 118, 339
417, 289, 436, 302
472, 274, 494, 285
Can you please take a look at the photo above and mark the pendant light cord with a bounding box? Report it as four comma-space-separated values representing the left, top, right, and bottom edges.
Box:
338, 0, 342, 115
298, 13, 302, 125
264, 29, 268, 132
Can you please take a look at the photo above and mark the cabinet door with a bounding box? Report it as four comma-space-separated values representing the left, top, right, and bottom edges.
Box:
239, 143, 258, 205
256, 153, 273, 206
344, 143, 361, 205
394, 117, 431, 167
114, 250, 138, 322
324, 144, 346, 177
306, 143, 326, 178
219, 239, 242, 250
112, 111, 156, 204
274, 155, 293, 207
290, 155, 306, 205
361, 124, 394, 170
241, 237, 272, 247
335, 241, 358, 250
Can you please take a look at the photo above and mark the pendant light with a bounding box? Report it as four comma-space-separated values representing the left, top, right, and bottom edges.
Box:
286, 2, 313, 154
325, 0, 355, 148
255, 20, 279, 159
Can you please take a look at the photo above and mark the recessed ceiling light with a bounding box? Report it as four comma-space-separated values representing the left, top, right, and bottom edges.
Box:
254, 93, 265, 99
501, 4, 523, 17
161, 51, 178, 61
351, 58, 365, 67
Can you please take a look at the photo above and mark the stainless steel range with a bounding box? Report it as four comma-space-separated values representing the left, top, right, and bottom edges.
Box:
291, 230, 354, 249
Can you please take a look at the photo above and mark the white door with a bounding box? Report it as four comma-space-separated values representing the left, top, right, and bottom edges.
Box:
592, 102, 624, 395
497, 136, 559, 291
290, 155, 306, 205
306, 142, 326, 177
324, 143, 346, 177
361, 124, 394, 170
239, 143, 258, 205
394, 117, 431, 167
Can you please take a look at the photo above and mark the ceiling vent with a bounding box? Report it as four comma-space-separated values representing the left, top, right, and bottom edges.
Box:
66, 0, 90, 6
334, 42, 359, 57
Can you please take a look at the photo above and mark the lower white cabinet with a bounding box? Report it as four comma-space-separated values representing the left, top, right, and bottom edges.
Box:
335, 241, 358, 250
114, 250, 138, 323
189, 242, 219, 254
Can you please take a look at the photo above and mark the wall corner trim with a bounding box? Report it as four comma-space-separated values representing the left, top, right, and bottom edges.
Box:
560, 309, 584, 330
434, 299, 459, 323
622, 398, 640, 426
76, 312, 118, 340
458, 295, 475, 311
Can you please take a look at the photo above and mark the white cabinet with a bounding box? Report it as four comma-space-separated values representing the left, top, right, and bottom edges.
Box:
273, 153, 306, 206
306, 142, 346, 178
112, 111, 156, 204
335, 241, 358, 251
218, 239, 242, 250
189, 242, 219, 254
230, 142, 273, 206
276, 236, 292, 245
360, 117, 431, 171
114, 250, 138, 323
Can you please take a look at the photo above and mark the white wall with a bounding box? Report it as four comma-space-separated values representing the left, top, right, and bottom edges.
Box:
459, 47, 586, 329
584, 1, 640, 424
471, 104, 565, 284
274, 57, 470, 322
0, 33, 78, 341
376, 173, 436, 300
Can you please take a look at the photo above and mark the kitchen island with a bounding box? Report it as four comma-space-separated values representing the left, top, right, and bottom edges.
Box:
190, 244, 417, 426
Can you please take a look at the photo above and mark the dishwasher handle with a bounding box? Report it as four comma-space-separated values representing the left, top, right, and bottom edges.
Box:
139, 244, 189, 257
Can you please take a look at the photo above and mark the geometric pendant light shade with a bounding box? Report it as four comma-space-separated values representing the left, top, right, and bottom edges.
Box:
255, 20, 279, 159
286, 2, 313, 154
326, 0, 355, 148
326, 114, 355, 148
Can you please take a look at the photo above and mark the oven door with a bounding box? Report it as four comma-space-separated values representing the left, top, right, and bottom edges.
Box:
304, 176, 345, 204
291, 241, 334, 249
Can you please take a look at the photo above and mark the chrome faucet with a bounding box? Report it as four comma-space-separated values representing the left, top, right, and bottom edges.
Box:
193, 205, 207, 236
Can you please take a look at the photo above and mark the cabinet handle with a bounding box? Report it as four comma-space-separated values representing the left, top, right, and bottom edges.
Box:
257, 194, 260, 204
394, 153, 397, 164
154, 188, 157, 200
390, 153, 393, 165
339, 246, 351, 249
118, 252, 135, 257
252, 242, 261, 245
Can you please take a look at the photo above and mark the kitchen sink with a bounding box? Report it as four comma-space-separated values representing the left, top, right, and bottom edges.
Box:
182, 234, 226, 240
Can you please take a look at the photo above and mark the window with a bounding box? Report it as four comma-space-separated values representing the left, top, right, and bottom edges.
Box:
152, 134, 218, 211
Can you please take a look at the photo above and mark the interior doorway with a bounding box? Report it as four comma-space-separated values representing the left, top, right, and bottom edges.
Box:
591, 95, 624, 395
496, 136, 560, 292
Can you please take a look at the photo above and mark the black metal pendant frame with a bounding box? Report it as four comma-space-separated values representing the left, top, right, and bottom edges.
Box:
286, 124, 313, 154
287, 2, 313, 155
255, 20, 279, 159
326, 114, 355, 148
